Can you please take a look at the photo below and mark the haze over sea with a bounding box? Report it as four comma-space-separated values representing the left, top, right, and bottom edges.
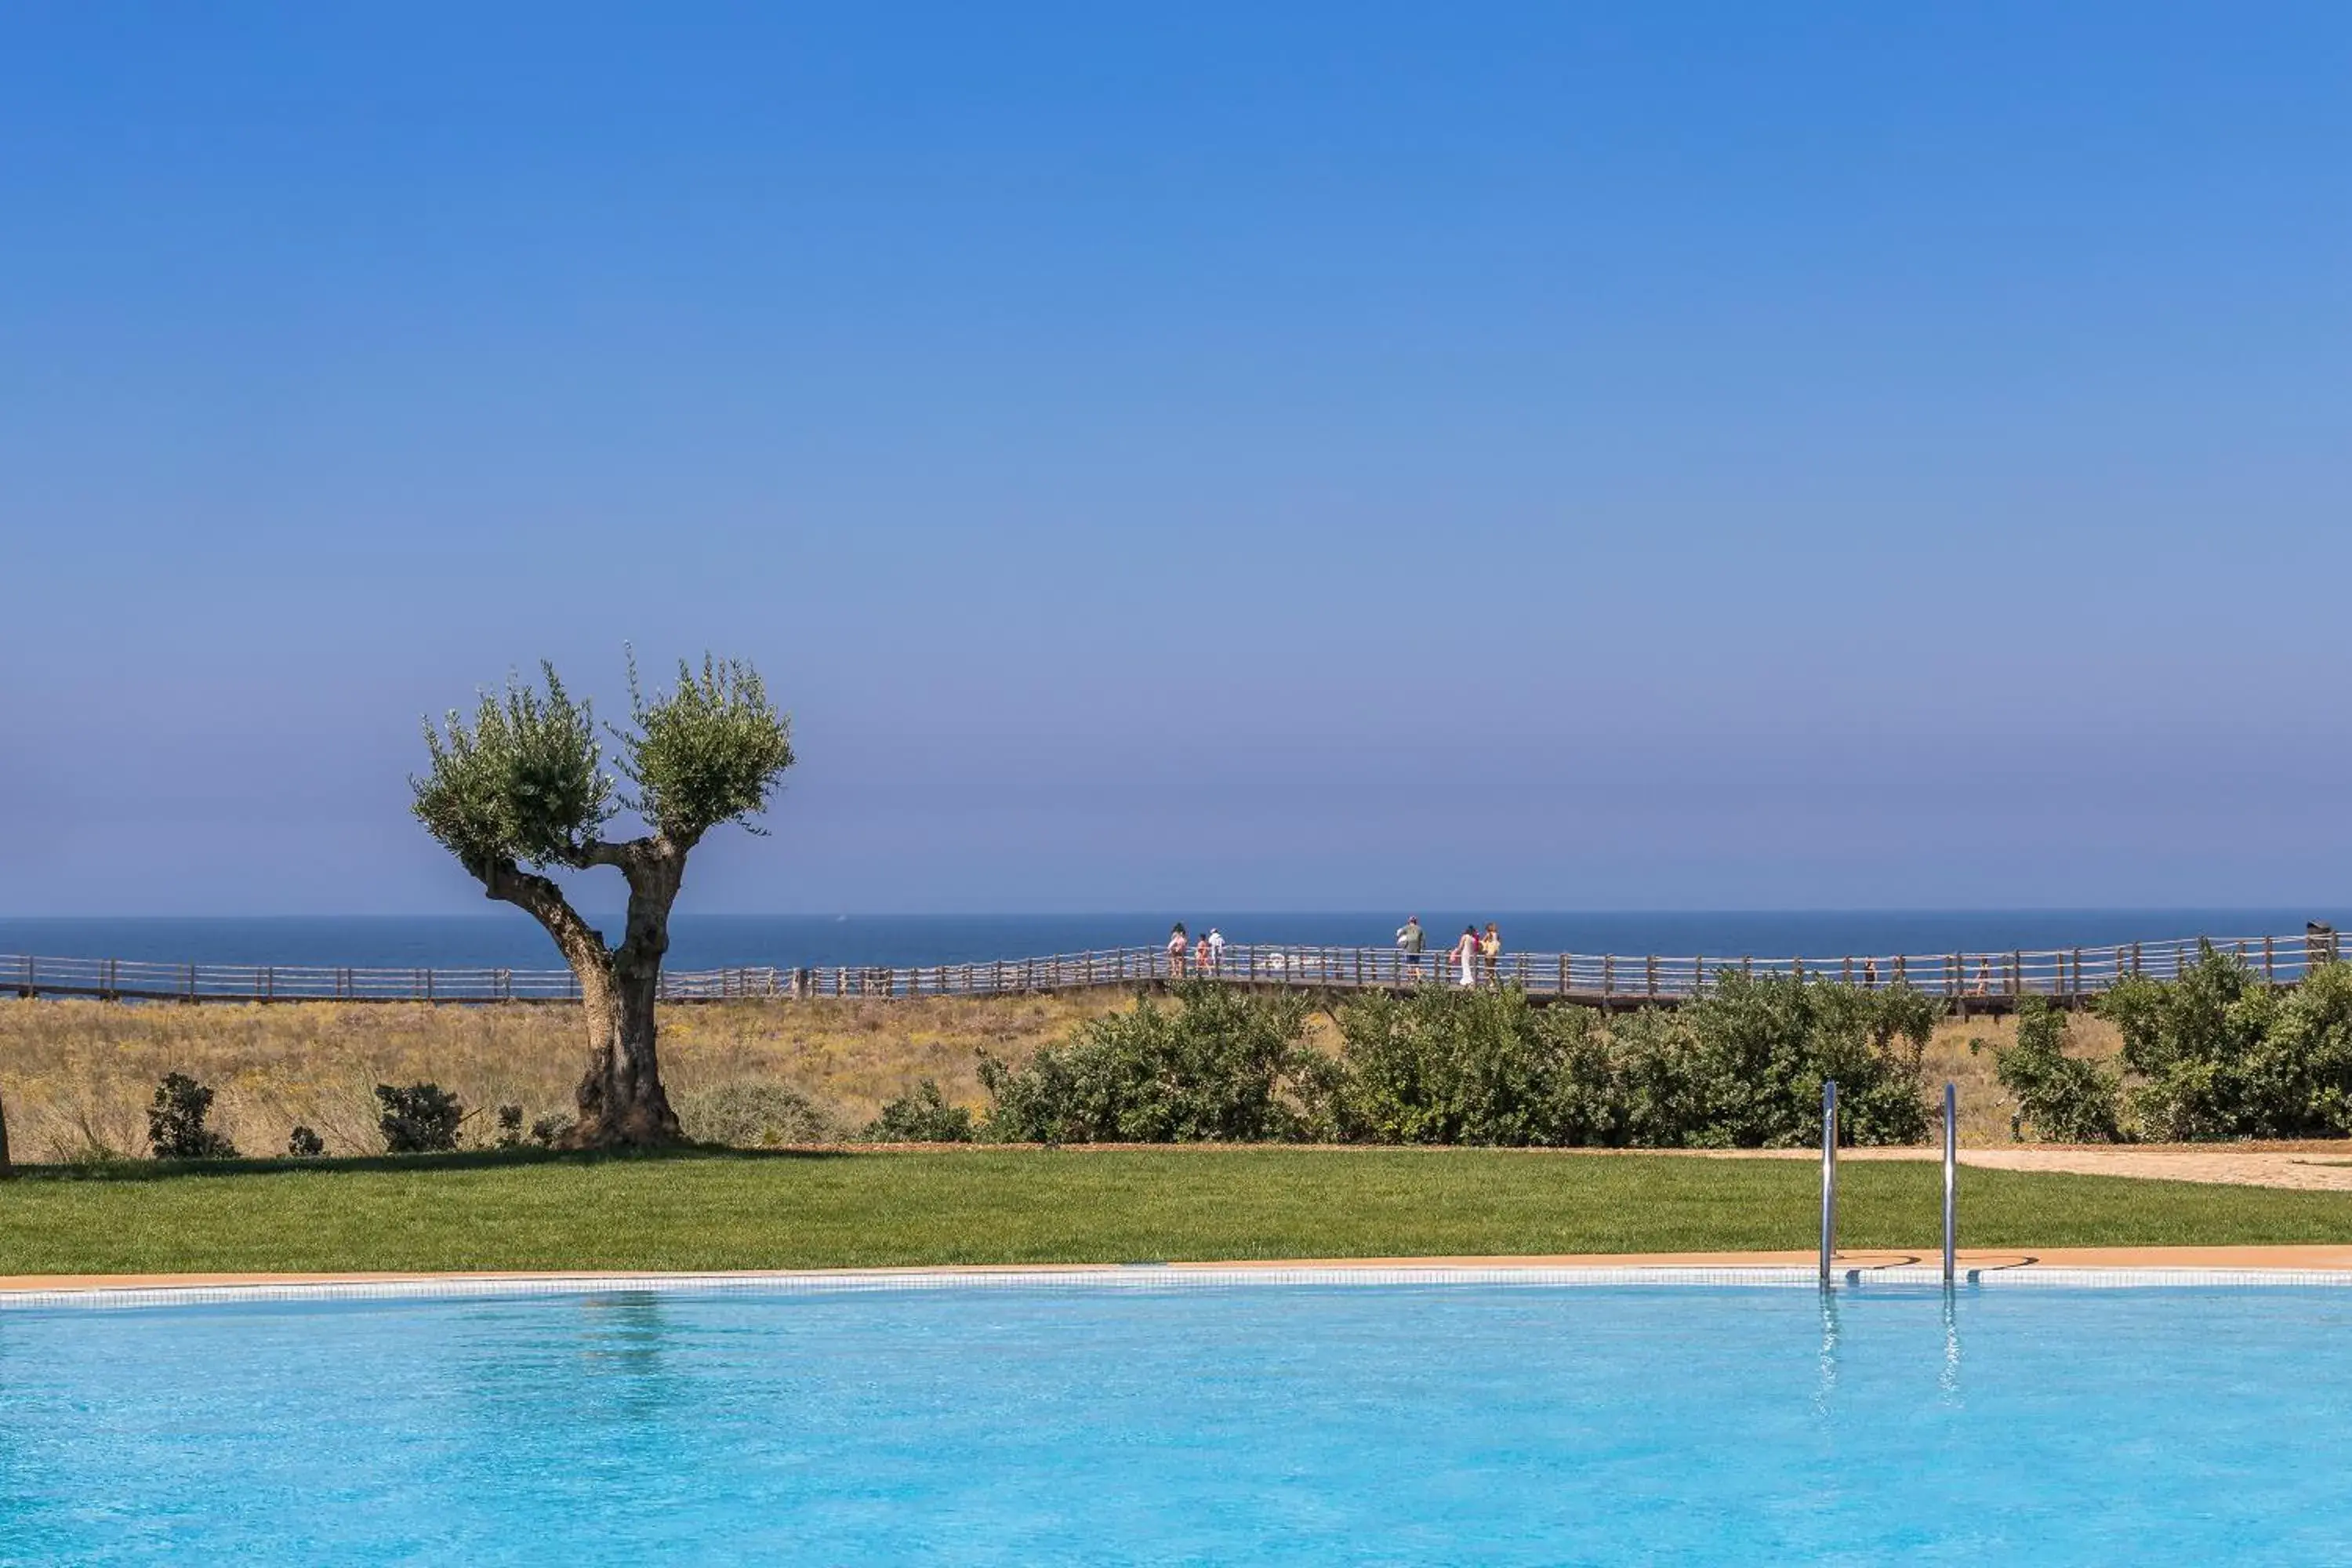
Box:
2, 912, 2343, 973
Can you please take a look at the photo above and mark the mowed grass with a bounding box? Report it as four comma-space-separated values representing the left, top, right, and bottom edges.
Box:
8, 1147, 2352, 1276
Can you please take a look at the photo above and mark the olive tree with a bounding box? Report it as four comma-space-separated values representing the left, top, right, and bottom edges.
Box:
412, 655, 793, 1147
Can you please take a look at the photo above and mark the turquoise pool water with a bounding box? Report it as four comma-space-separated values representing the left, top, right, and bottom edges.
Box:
3, 1281, 2347, 1564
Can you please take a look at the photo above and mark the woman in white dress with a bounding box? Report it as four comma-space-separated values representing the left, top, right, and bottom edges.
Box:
1454, 925, 1479, 988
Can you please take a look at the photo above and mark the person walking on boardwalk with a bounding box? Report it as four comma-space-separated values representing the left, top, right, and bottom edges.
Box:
1454, 925, 1480, 989
1397, 915, 1425, 982
1204, 927, 1226, 976
1480, 922, 1502, 986
1167, 923, 1189, 980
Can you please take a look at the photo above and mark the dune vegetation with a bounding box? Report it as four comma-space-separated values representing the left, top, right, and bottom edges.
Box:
0, 986, 2077, 1166
0, 993, 1113, 1163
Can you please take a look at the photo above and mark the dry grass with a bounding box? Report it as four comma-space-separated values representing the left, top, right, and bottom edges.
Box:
0, 993, 1128, 1160
1926, 1011, 2125, 1143
0, 991, 2110, 1160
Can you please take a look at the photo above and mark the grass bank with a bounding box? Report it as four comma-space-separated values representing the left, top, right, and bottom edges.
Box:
0, 994, 2094, 1160
5, 1146, 2347, 1276
0, 993, 1113, 1160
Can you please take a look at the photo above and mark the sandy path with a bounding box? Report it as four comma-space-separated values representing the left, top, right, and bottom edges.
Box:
1684, 1145, 2352, 1191
1954, 1148, 2352, 1191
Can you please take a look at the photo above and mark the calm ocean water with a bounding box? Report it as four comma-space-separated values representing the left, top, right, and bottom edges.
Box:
0, 910, 2341, 971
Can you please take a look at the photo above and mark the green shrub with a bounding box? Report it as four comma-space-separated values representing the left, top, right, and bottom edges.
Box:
1333, 986, 1610, 1145
2103, 943, 2352, 1140
286, 1125, 326, 1158
1991, 997, 2122, 1142
1668, 972, 1936, 1147
980, 982, 1320, 1143
862, 1080, 975, 1142
674, 1081, 836, 1148
493, 1105, 525, 1149
147, 1073, 238, 1160
1602, 1007, 1711, 1146
375, 1082, 463, 1154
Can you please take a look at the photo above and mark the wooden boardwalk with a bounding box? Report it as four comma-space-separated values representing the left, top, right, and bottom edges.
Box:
3, 929, 2336, 1014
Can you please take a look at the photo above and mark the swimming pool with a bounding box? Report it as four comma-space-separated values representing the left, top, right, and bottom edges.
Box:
4, 1275, 2347, 1564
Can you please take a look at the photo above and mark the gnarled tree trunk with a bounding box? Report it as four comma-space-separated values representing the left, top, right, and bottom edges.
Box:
562, 950, 683, 1149
0, 1085, 12, 1174
481, 848, 685, 1149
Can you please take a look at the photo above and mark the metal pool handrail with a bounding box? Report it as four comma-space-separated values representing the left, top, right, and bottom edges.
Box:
1944, 1083, 1959, 1288
1820, 1080, 1838, 1290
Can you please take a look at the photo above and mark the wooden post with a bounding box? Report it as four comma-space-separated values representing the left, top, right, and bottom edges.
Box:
1558, 954, 1569, 996
1602, 955, 1614, 1002
2265, 935, 2275, 985
2009, 951, 2020, 997
1646, 955, 1657, 999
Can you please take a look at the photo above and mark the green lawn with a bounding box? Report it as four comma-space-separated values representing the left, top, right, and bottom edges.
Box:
6, 1147, 2352, 1275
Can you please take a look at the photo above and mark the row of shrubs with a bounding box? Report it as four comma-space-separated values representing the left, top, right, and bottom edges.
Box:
136, 1071, 947, 1161
1994, 944, 2352, 1142
946, 973, 1940, 1148
145, 1075, 570, 1161
935, 948, 2352, 1148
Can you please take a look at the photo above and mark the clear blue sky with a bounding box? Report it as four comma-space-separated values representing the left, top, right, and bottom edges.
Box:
4, 4, 2347, 915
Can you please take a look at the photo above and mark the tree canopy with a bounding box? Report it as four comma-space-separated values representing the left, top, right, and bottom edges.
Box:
412, 654, 790, 876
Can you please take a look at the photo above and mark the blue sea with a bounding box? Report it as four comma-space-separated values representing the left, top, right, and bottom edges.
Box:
0, 909, 2341, 971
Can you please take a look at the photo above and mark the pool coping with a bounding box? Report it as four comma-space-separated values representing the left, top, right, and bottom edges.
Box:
9, 1246, 2352, 1308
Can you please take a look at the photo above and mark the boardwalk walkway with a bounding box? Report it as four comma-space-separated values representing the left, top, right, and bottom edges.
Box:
4, 929, 2336, 1014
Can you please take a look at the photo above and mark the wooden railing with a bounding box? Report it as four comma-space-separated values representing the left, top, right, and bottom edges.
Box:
3, 929, 2338, 1011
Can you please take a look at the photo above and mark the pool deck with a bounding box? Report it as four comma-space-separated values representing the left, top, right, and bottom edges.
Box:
8, 1245, 2352, 1298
